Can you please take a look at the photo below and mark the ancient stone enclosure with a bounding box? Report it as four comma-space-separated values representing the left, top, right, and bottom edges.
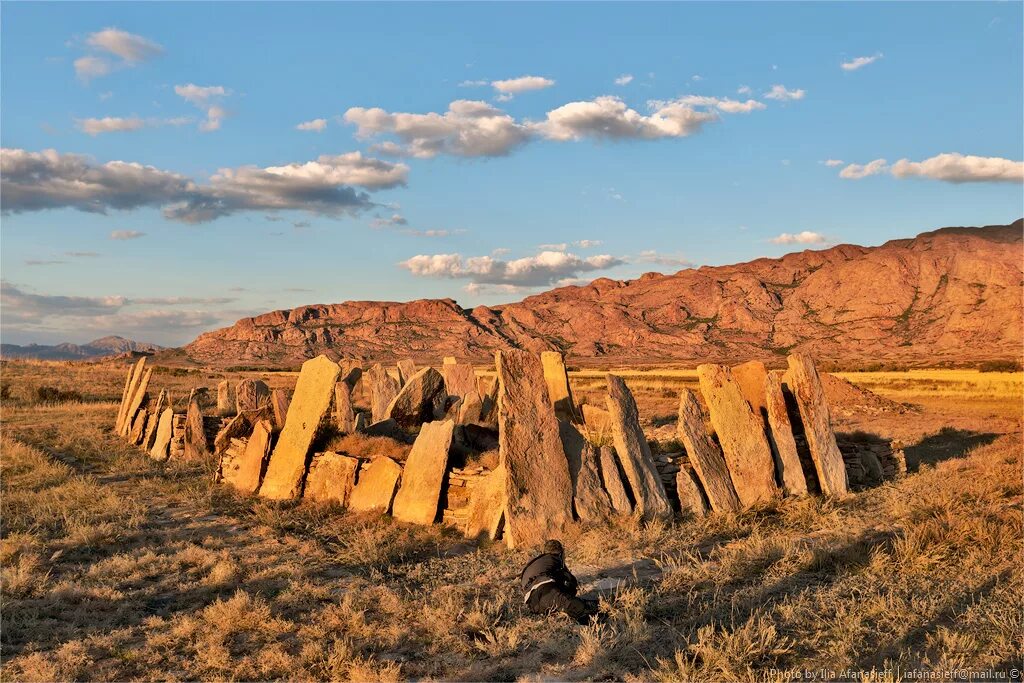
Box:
113, 351, 906, 545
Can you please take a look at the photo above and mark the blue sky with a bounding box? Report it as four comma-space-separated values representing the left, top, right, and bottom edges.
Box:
2, 2, 1022, 346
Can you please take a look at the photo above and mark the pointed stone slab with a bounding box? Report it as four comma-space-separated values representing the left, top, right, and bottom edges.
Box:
676, 389, 741, 514
114, 362, 135, 432
496, 350, 574, 547
184, 396, 209, 461
150, 408, 174, 461
392, 420, 454, 525
697, 364, 780, 508
368, 363, 401, 423
335, 382, 356, 433
605, 374, 672, 521
784, 354, 849, 496
349, 457, 402, 513
676, 467, 709, 518
129, 405, 149, 445
560, 422, 612, 522
385, 367, 446, 428
260, 355, 341, 500
397, 359, 417, 386
222, 419, 272, 494
217, 380, 235, 416
141, 390, 167, 451
442, 362, 476, 400
115, 358, 145, 434
120, 365, 152, 437
541, 351, 580, 423
465, 466, 506, 540
269, 389, 290, 431
236, 378, 270, 413
457, 391, 483, 425
599, 446, 633, 513
304, 452, 359, 505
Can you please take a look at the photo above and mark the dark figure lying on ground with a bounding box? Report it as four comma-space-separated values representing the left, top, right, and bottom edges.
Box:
520, 539, 599, 624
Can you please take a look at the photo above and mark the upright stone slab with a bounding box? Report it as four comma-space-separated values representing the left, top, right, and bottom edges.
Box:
676, 467, 709, 518
599, 446, 633, 513
392, 420, 455, 525
150, 408, 174, 461
442, 362, 476, 400
142, 389, 168, 450
732, 361, 807, 497
349, 457, 402, 513
784, 354, 849, 496
368, 363, 401, 423
385, 367, 446, 428
236, 379, 270, 413
121, 365, 152, 437
465, 466, 506, 540
129, 405, 149, 445
114, 362, 135, 432
269, 389, 290, 431
541, 351, 580, 423
184, 397, 209, 461
217, 380, 235, 416
335, 382, 356, 433
457, 391, 483, 425
495, 350, 574, 547
222, 419, 272, 494
560, 422, 612, 522
605, 374, 672, 521
304, 452, 360, 505
676, 389, 741, 513
259, 356, 341, 500
115, 358, 146, 434
397, 359, 417, 386
697, 364, 781, 508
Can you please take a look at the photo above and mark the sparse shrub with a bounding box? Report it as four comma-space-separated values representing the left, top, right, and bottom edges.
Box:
35, 386, 83, 404
978, 359, 1022, 373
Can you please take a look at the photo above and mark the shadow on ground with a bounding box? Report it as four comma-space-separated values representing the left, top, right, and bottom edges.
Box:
904, 427, 999, 471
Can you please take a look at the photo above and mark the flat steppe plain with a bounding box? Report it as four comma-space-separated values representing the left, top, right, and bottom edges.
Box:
1, 360, 1020, 681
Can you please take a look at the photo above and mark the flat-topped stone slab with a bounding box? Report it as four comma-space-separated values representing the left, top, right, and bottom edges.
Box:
541, 351, 580, 423
236, 378, 269, 413
392, 420, 454, 525
442, 362, 476, 400
150, 408, 174, 461
349, 456, 403, 513
304, 451, 360, 505
465, 466, 506, 541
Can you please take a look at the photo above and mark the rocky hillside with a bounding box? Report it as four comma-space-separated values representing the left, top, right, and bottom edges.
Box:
182, 220, 1023, 367
1, 336, 163, 361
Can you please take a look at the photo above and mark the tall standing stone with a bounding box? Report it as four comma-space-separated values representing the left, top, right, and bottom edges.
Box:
150, 408, 174, 461
676, 467, 709, 518
269, 389, 290, 431
541, 351, 580, 423
184, 396, 209, 461
442, 362, 476, 400
222, 419, 272, 494
115, 358, 145, 434
114, 362, 135, 432
367, 363, 401, 423
259, 356, 341, 500
732, 361, 808, 497
349, 457, 403, 513
496, 350, 574, 547
304, 452, 360, 505
120, 365, 152, 437
697, 364, 780, 508
598, 446, 633, 513
465, 466, 506, 540
605, 374, 672, 521
397, 359, 417, 386
217, 380, 235, 416
335, 382, 356, 433
784, 354, 849, 496
676, 389, 741, 513
385, 367, 447, 428
392, 420, 455, 525
236, 379, 270, 413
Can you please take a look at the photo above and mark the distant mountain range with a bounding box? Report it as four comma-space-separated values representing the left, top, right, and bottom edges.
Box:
0, 335, 163, 361
180, 219, 1023, 368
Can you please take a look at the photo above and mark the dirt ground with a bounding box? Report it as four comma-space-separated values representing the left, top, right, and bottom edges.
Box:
1, 359, 1021, 681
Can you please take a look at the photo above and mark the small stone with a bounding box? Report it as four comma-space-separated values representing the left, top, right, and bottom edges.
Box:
353, 411, 368, 432
397, 359, 417, 386
222, 419, 272, 494
141, 389, 168, 450
364, 418, 407, 441
457, 391, 483, 425
303, 452, 359, 505
184, 397, 209, 461
464, 465, 506, 540
129, 404, 148, 445
349, 456, 403, 513
392, 420, 455, 525
675, 467, 709, 518
214, 413, 251, 455
385, 367, 447, 428
561, 422, 612, 522
443, 356, 457, 365
541, 351, 580, 423
335, 381, 356, 433
150, 408, 174, 461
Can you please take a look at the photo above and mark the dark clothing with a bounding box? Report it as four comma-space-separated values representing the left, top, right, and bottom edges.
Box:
527, 584, 594, 624
520, 552, 596, 624
520, 553, 579, 596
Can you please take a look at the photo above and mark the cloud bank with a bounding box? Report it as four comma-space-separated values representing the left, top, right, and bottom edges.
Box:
839, 153, 1023, 183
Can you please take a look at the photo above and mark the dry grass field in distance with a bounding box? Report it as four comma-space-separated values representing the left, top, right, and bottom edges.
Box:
1, 359, 1021, 681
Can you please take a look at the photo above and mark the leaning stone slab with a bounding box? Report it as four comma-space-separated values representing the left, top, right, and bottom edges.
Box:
303, 452, 359, 505
349, 457, 403, 513
121, 365, 152, 437
541, 351, 580, 423
605, 374, 673, 521
214, 413, 251, 455
496, 350, 574, 547
217, 380, 235, 416
150, 408, 174, 461
784, 354, 849, 496
222, 419, 273, 494
116, 358, 146, 434
114, 362, 135, 431
335, 381, 356, 433
129, 405, 149, 445
732, 361, 807, 497
385, 367, 446, 428
598, 446, 633, 513
392, 420, 455, 525
368, 363, 401, 423
259, 355, 341, 500
184, 396, 209, 461
397, 359, 417, 386
465, 466, 506, 540
676, 389, 741, 513
236, 379, 270, 414
457, 391, 483, 425
676, 467, 709, 518
142, 389, 168, 451
697, 364, 780, 508
269, 389, 290, 431
560, 422, 612, 522
442, 362, 476, 400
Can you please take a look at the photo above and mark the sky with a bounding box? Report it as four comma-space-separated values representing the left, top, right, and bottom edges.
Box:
2, 2, 1022, 347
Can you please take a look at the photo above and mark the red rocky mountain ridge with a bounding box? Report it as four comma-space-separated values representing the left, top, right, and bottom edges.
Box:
181, 220, 1023, 368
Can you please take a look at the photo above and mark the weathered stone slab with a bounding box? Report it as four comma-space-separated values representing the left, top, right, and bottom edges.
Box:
676, 389, 741, 513
392, 420, 454, 525
335, 382, 356, 432
368, 363, 401, 423
115, 362, 134, 430
260, 356, 341, 500
560, 422, 611, 522
129, 405, 149, 445
676, 467, 709, 518
457, 391, 483, 425
269, 389, 290, 431
303, 452, 359, 505
496, 350, 574, 547
121, 365, 152, 437
222, 419, 272, 494
541, 351, 579, 423
150, 408, 174, 461
385, 367, 446, 428
605, 374, 672, 521
442, 362, 476, 400
732, 361, 807, 497
582, 404, 612, 445
184, 397, 209, 460
236, 379, 270, 413
465, 466, 506, 540
784, 354, 849, 496
349, 457, 402, 513
397, 359, 417, 386
697, 364, 781, 508
217, 380, 235, 416
141, 390, 167, 451
598, 446, 633, 513
214, 413, 250, 455
115, 358, 146, 434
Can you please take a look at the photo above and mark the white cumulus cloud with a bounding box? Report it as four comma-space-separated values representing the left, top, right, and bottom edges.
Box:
296, 118, 328, 132
535, 96, 718, 141
890, 153, 1023, 183
770, 231, 827, 245
823, 159, 844, 167
73, 28, 162, 82
614, 74, 634, 86
174, 84, 230, 132
841, 53, 883, 71
400, 250, 624, 287
491, 75, 555, 94
839, 158, 889, 179
764, 84, 806, 101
